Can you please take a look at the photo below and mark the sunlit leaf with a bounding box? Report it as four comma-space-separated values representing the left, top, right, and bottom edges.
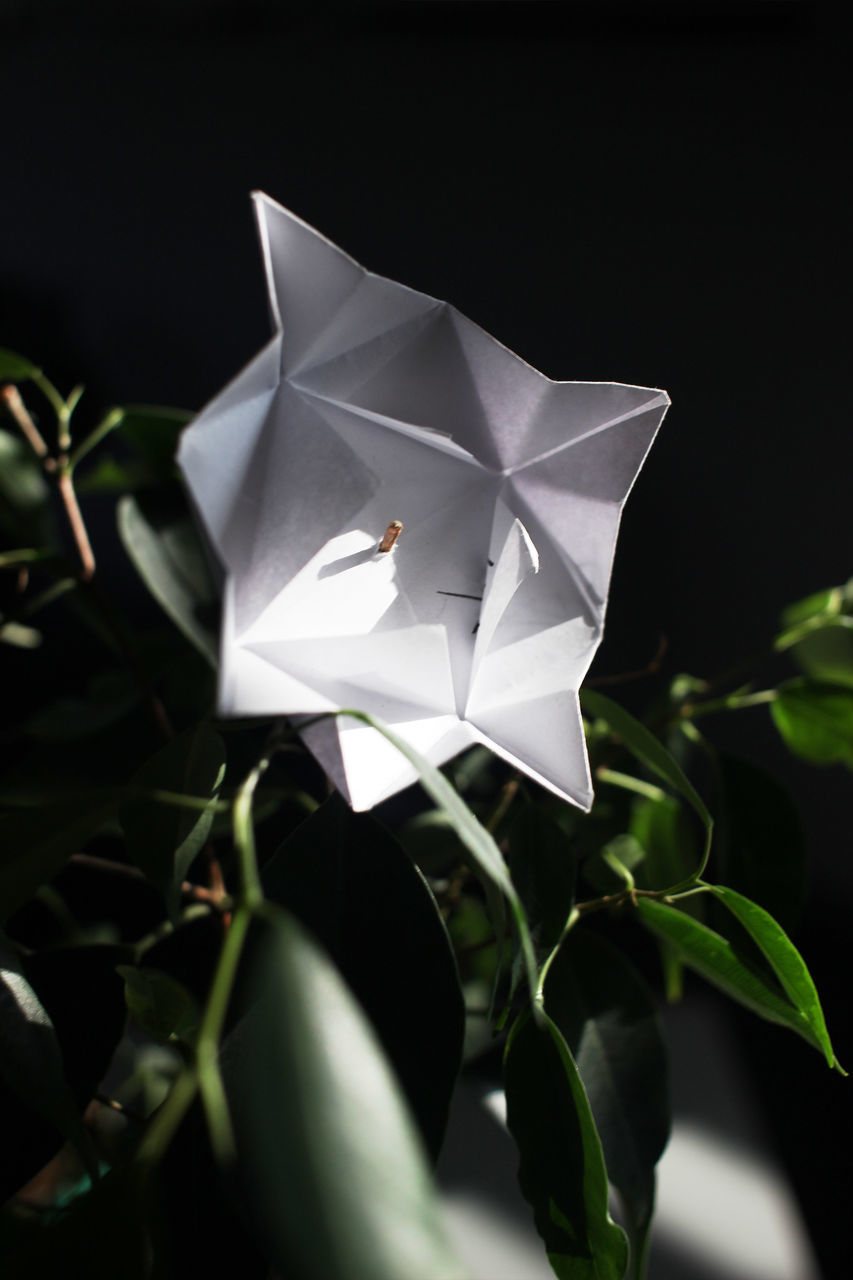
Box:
635, 897, 842, 1069
771, 679, 853, 768
709, 885, 843, 1072
504, 1009, 629, 1279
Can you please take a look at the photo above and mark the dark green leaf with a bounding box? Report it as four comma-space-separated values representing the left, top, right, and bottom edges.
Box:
504, 1009, 629, 1279
581, 689, 712, 887
0, 941, 97, 1183
117, 964, 199, 1044
0, 348, 40, 381
635, 897, 842, 1069
712, 754, 805, 932
543, 930, 670, 1250
120, 724, 226, 916
261, 793, 464, 1160
708, 885, 843, 1072
117, 493, 218, 665
223, 907, 466, 1280
339, 709, 539, 1005
0, 799, 114, 921
0, 427, 52, 546
770, 679, 853, 768
118, 404, 193, 480
24, 670, 141, 742
507, 799, 577, 967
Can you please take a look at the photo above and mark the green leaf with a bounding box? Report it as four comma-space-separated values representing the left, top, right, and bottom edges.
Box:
0, 347, 39, 381
118, 405, 193, 480
117, 964, 199, 1044
0, 798, 114, 922
543, 930, 670, 1261
222, 906, 466, 1280
339, 709, 539, 1006
24, 670, 141, 742
635, 897, 842, 1069
0, 427, 52, 546
506, 799, 577, 967
712, 754, 805, 932
770, 679, 853, 768
120, 724, 226, 916
504, 1009, 629, 1279
779, 579, 853, 688
261, 793, 465, 1159
581, 689, 712, 888
117, 492, 218, 666
708, 885, 843, 1072
0, 941, 98, 1183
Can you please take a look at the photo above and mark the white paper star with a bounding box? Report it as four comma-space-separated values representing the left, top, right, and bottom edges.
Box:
178, 194, 669, 810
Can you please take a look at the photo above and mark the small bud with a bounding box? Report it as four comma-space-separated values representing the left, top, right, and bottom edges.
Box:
378, 520, 403, 553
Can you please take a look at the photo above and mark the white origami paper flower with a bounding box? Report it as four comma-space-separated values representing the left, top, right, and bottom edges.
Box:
178, 194, 669, 811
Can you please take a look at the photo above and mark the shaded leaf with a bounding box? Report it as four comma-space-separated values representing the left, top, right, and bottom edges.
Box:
581, 689, 712, 887
543, 930, 670, 1254
0, 347, 40, 381
24, 670, 141, 742
117, 965, 199, 1044
635, 897, 841, 1068
770, 679, 853, 768
504, 1009, 629, 1279
0, 427, 52, 546
507, 799, 577, 967
223, 906, 466, 1280
118, 405, 193, 480
117, 493, 218, 665
261, 793, 464, 1160
712, 754, 805, 932
0, 941, 97, 1186
341, 709, 538, 1004
120, 724, 226, 917
0, 799, 114, 922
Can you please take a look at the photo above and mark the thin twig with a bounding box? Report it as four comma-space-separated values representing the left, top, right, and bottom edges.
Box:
56, 468, 95, 580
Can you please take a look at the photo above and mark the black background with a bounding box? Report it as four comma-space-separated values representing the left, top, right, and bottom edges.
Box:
2, 2, 850, 1273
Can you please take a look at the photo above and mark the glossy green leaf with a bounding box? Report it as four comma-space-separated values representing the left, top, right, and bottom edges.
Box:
712, 754, 805, 932
222, 906, 467, 1280
770, 679, 853, 768
117, 493, 218, 666
120, 724, 226, 916
581, 689, 712, 888
504, 1009, 629, 1279
339, 709, 538, 1004
0, 941, 97, 1183
117, 964, 199, 1044
261, 792, 464, 1159
0, 798, 114, 922
778, 580, 853, 689
635, 897, 842, 1068
708, 885, 843, 1072
544, 929, 670, 1247
0, 347, 39, 381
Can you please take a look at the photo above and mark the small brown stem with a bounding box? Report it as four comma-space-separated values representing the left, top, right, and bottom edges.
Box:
56, 467, 95, 580
1, 383, 49, 458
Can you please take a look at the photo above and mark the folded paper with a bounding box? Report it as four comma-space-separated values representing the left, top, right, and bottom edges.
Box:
178, 194, 669, 810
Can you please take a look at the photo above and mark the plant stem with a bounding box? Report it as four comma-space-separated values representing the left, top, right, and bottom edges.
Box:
1, 383, 50, 457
